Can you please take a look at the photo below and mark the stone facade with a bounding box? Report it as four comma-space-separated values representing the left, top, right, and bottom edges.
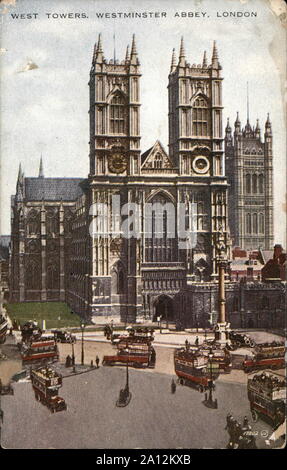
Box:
69, 36, 231, 322
10, 163, 85, 303
9, 35, 282, 329
225, 114, 274, 250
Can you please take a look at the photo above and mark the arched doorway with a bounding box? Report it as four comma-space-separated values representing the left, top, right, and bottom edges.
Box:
153, 295, 174, 323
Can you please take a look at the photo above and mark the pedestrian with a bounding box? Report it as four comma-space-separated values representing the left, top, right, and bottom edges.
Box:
185, 339, 189, 350
65, 355, 71, 367
96, 355, 100, 368
225, 413, 233, 430
195, 336, 199, 346
9, 327, 13, 336
90, 360, 94, 368
226, 416, 236, 448
171, 379, 176, 394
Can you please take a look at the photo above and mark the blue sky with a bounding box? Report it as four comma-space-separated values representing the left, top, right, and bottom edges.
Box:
0, 0, 286, 245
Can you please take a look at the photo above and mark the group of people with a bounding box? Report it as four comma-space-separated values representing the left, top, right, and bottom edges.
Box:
185, 336, 199, 350
225, 414, 257, 449
65, 355, 100, 368
252, 372, 285, 391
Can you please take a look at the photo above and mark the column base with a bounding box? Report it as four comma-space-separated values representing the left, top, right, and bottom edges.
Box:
214, 322, 231, 346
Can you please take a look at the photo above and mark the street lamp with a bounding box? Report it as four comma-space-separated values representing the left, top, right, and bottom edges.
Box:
203, 349, 218, 409
116, 348, 132, 407
80, 322, 86, 365
71, 339, 75, 366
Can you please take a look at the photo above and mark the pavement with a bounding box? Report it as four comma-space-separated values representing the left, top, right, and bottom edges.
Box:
1, 327, 285, 449
0, 366, 276, 449
74, 328, 284, 348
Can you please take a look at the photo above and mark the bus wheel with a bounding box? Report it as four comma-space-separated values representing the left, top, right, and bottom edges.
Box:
251, 410, 258, 422
179, 378, 184, 386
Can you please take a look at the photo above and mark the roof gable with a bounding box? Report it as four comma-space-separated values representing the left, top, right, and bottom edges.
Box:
141, 141, 174, 170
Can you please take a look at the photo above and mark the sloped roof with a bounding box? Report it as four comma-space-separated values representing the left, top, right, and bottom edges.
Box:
260, 250, 274, 264
141, 145, 154, 164
24, 177, 85, 201
141, 140, 174, 168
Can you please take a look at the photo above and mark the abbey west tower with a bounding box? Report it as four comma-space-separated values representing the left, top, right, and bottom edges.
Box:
168, 39, 229, 280
88, 35, 142, 320
86, 35, 229, 322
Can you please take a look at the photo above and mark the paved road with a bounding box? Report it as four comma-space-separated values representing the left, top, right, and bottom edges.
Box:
1, 367, 274, 449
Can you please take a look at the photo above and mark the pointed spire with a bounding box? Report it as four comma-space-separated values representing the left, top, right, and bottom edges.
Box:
97, 33, 103, 53
92, 41, 97, 64
225, 118, 231, 132
225, 118, 232, 142
255, 119, 260, 133
266, 113, 271, 125
125, 44, 130, 64
38, 156, 44, 178
235, 112, 240, 125
16, 163, 24, 201
94, 33, 104, 63
179, 37, 186, 66
130, 34, 138, 65
202, 50, 207, 68
211, 41, 219, 68
17, 162, 22, 183
265, 113, 272, 134
234, 112, 241, 134
170, 48, 177, 72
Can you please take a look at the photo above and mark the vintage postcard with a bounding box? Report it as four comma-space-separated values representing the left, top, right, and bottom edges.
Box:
0, 0, 286, 454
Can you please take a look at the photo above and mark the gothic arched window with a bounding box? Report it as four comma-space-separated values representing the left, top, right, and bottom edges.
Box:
154, 153, 163, 169
246, 213, 251, 234
47, 265, 59, 290
27, 210, 39, 235
46, 209, 58, 236
144, 193, 176, 263
110, 93, 125, 134
233, 297, 239, 311
246, 174, 251, 194
192, 97, 209, 137
253, 213, 258, 234
252, 174, 257, 193
118, 270, 124, 294
259, 174, 264, 194
259, 213, 264, 234
26, 261, 40, 289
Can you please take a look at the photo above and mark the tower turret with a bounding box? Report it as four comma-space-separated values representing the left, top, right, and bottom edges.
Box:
170, 48, 177, 73
234, 112, 241, 134
211, 41, 220, 69
94, 33, 104, 64
265, 113, 272, 136
38, 156, 44, 178
130, 34, 139, 65
202, 50, 207, 68
125, 44, 130, 64
255, 119, 261, 139
225, 118, 232, 146
178, 37, 186, 67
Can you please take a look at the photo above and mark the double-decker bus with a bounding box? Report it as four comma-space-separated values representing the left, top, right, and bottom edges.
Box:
247, 370, 286, 427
